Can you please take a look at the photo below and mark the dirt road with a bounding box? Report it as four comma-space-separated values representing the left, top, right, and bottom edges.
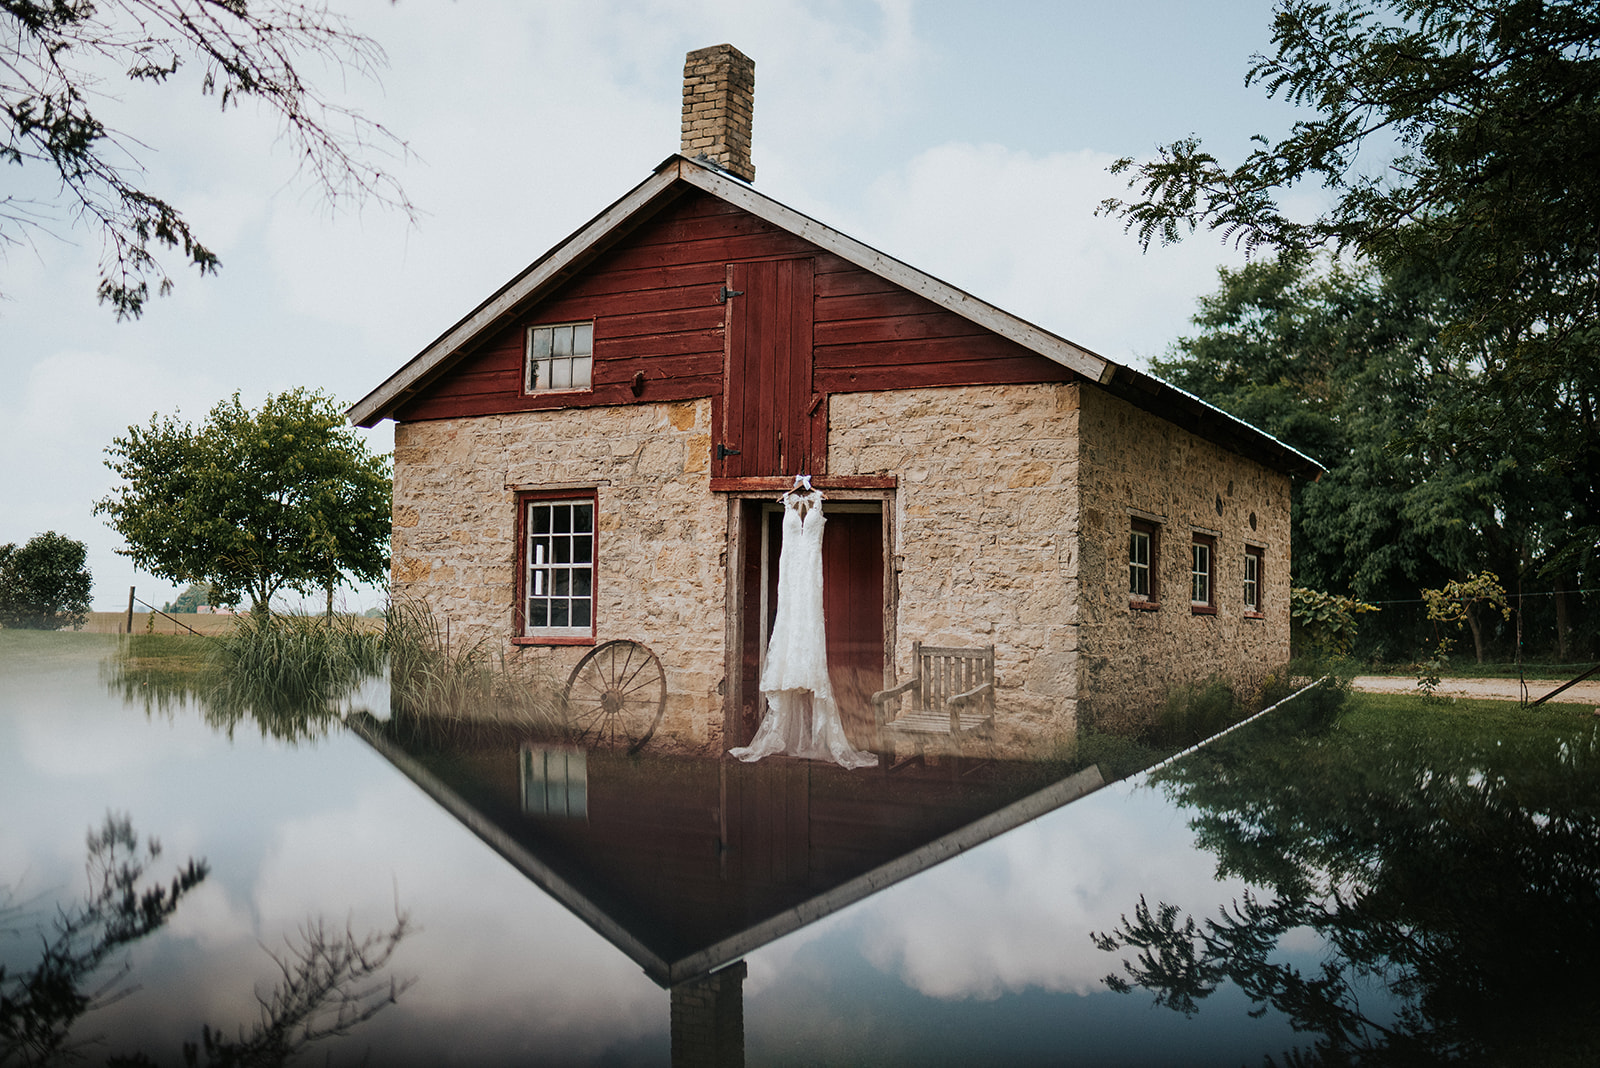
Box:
1352, 675, 1600, 706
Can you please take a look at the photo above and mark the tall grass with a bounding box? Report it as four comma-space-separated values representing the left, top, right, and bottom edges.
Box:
103, 605, 566, 742
383, 601, 565, 733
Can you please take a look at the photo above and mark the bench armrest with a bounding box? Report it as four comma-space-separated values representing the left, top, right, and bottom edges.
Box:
871, 677, 920, 706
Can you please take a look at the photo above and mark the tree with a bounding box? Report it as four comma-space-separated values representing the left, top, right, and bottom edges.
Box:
96, 388, 391, 614
1104, 0, 1600, 576
1154, 253, 1593, 660
0, 530, 93, 629
1, 0, 414, 318
162, 580, 212, 613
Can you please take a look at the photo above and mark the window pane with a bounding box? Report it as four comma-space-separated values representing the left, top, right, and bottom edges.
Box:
552, 601, 569, 627
531, 506, 551, 534
553, 569, 570, 597
571, 600, 591, 628
531, 328, 552, 358
574, 322, 593, 353
552, 506, 570, 534
532, 568, 545, 596
572, 355, 592, 388
573, 504, 593, 533
553, 538, 571, 564
573, 570, 591, 597
553, 325, 573, 357
551, 358, 571, 389
573, 537, 592, 564
530, 600, 548, 628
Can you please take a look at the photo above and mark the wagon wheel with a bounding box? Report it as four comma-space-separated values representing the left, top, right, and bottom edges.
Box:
564, 640, 667, 753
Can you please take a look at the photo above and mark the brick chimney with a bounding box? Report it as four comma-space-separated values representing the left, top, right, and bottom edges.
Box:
681, 44, 755, 182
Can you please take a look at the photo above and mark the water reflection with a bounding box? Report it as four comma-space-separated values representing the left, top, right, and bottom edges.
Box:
353, 713, 1105, 987
1096, 699, 1600, 1064
0, 813, 411, 1067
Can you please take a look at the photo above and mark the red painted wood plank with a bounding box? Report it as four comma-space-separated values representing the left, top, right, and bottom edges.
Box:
550, 261, 725, 301
814, 310, 986, 347
398, 375, 722, 422
598, 330, 724, 361
815, 332, 1039, 369
600, 229, 818, 275
815, 266, 902, 299
815, 357, 1074, 393
709, 476, 898, 491
599, 305, 724, 340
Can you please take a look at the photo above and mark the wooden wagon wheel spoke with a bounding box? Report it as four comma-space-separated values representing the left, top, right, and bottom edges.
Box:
563, 639, 667, 754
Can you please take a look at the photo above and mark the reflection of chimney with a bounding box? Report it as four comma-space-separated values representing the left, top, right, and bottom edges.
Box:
670, 960, 747, 1067
681, 44, 755, 182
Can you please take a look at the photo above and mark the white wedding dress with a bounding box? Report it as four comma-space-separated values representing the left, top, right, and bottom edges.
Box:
729, 489, 878, 769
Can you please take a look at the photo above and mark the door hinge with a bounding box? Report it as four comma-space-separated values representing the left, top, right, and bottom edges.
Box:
715, 285, 745, 304
717, 443, 742, 460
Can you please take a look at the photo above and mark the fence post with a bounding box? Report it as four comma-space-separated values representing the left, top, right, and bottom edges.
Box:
125, 586, 135, 635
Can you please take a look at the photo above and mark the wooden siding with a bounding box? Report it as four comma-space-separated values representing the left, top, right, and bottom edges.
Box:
397, 191, 1075, 424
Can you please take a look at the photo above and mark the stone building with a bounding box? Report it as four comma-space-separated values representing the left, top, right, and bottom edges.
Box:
349, 44, 1321, 756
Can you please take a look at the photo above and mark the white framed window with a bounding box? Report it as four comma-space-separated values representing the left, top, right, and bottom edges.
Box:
1244, 545, 1264, 614
1191, 534, 1215, 611
520, 495, 595, 638
1130, 518, 1159, 606
525, 322, 593, 393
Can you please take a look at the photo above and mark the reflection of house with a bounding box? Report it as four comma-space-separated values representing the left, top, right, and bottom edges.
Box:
349, 714, 1103, 986
349, 45, 1321, 755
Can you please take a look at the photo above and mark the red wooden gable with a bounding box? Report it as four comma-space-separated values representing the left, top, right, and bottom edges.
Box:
395, 191, 1075, 477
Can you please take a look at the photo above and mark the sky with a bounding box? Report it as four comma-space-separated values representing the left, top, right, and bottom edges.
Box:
2, 0, 1312, 611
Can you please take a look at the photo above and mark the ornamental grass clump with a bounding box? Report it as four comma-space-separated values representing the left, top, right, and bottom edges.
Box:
383, 601, 563, 732
203, 611, 384, 740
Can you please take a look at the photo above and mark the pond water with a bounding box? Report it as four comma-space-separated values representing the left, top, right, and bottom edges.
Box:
3, 635, 1597, 1066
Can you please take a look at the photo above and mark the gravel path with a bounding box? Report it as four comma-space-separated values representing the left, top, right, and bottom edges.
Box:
1352, 674, 1600, 706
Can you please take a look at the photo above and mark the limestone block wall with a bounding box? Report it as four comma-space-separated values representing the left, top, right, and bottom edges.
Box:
1073, 387, 1293, 730
390, 398, 727, 750
827, 383, 1083, 752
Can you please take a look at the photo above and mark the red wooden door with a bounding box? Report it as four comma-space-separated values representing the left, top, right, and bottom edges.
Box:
721, 258, 817, 477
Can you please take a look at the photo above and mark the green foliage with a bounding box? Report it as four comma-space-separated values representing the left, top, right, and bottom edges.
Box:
161, 581, 212, 614
1096, 691, 1600, 1062
96, 388, 391, 614
1289, 586, 1377, 660
202, 611, 385, 741
1, 0, 412, 316
0, 530, 93, 630
1422, 569, 1512, 666
1107, 0, 1600, 633
384, 600, 563, 728
1154, 676, 1244, 750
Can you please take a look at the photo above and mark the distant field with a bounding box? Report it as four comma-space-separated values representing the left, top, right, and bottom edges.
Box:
83, 610, 239, 635
80, 611, 381, 636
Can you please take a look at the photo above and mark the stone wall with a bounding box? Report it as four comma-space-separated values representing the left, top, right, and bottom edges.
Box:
390, 397, 727, 750
828, 383, 1083, 753
1073, 386, 1293, 731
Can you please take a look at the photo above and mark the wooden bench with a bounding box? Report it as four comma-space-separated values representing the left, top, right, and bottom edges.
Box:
872, 643, 996, 755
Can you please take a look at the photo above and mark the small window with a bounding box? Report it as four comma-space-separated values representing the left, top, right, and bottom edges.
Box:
1244, 546, 1264, 615
521, 495, 595, 639
1191, 534, 1216, 612
526, 322, 593, 393
1130, 519, 1159, 606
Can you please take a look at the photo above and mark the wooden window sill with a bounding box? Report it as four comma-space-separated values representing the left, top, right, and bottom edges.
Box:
1191, 605, 1218, 616
1129, 600, 1161, 612
1243, 611, 1266, 620
512, 636, 596, 647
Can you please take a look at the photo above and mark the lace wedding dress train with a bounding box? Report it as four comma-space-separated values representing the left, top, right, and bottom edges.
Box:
729, 488, 878, 769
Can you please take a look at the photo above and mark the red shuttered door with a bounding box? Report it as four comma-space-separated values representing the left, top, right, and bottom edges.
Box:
720, 258, 819, 478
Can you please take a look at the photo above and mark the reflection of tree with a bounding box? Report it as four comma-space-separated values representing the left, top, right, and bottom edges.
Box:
1093, 708, 1600, 1064
1, 815, 206, 1064
1, 815, 412, 1066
